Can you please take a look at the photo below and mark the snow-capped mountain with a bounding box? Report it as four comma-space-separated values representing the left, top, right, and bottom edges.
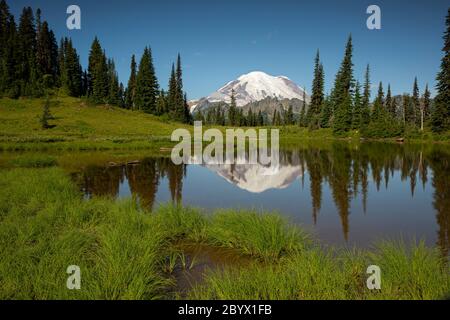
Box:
190, 71, 309, 112
203, 162, 304, 193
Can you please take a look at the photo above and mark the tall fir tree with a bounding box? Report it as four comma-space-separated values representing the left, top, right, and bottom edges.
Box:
432, 8, 450, 133
0, 0, 18, 96
332, 35, 354, 134
18, 7, 39, 96
361, 64, 371, 127
63, 38, 82, 97
228, 89, 237, 126
352, 81, 362, 129
422, 84, 431, 125
299, 101, 306, 127
107, 58, 120, 105
402, 94, 411, 126
168, 64, 178, 118
175, 54, 188, 122
125, 54, 137, 109
320, 95, 332, 128
371, 82, 384, 122
36, 18, 58, 85
156, 90, 168, 115
411, 77, 420, 127
88, 37, 109, 103
307, 50, 324, 129
135, 46, 159, 113
385, 84, 395, 118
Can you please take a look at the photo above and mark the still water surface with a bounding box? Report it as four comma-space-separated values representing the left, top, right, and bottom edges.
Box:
71, 142, 450, 254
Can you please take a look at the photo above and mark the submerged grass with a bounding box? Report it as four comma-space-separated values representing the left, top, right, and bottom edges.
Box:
0, 167, 448, 300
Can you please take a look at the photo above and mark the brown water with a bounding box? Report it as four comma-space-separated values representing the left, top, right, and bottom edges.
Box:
70, 142, 450, 255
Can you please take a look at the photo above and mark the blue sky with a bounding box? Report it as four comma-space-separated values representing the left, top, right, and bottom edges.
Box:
8, 0, 449, 99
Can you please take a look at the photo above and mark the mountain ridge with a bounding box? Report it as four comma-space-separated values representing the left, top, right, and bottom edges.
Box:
190, 71, 310, 113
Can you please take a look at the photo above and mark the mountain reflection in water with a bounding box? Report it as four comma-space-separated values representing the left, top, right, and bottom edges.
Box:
71, 142, 450, 255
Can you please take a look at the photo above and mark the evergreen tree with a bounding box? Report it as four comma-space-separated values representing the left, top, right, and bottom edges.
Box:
299, 102, 306, 127
175, 54, 188, 122
385, 84, 395, 118
0, 0, 10, 47
63, 38, 82, 97
125, 54, 137, 109
183, 93, 192, 124
0, 1, 19, 96
118, 83, 125, 108
371, 82, 384, 122
57, 38, 66, 87
167, 64, 177, 118
360, 65, 371, 128
247, 108, 254, 126
81, 70, 88, 96
107, 58, 120, 105
422, 84, 431, 127
18, 7, 38, 96
135, 46, 159, 113
352, 81, 362, 129
228, 89, 237, 126
332, 36, 354, 134
166, 54, 189, 122
286, 105, 294, 125
307, 50, 324, 129
156, 90, 168, 115
40, 96, 53, 129
257, 110, 264, 126
411, 77, 420, 126
194, 110, 205, 123
432, 8, 450, 133
402, 94, 411, 126
272, 109, 278, 126
36, 18, 57, 85
320, 95, 332, 128
88, 37, 109, 103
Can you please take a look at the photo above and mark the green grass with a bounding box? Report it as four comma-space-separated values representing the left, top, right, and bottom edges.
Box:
189, 243, 449, 300
7, 154, 58, 168
2, 95, 448, 152
0, 167, 448, 300
208, 210, 310, 261
0, 95, 188, 151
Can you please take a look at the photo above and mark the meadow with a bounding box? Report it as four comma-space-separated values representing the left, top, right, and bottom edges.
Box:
0, 166, 448, 300
2, 96, 448, 153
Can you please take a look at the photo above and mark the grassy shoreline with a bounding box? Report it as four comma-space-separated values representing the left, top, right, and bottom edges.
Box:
0, 167, 448, 300
1, 96, 449, 152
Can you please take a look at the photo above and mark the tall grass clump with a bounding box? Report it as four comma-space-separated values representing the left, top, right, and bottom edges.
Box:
154, 204, 208, 243
366, 240, 450, 300
207, 210, 310, 261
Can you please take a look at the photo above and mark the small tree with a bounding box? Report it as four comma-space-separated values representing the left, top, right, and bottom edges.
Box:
40, 97, 54, 129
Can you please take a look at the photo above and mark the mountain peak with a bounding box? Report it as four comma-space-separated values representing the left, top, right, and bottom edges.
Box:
191, 71, 309, 112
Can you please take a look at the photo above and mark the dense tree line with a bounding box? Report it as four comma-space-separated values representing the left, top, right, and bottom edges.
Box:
0, 2, 59, 97
0, 0, 191, 123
